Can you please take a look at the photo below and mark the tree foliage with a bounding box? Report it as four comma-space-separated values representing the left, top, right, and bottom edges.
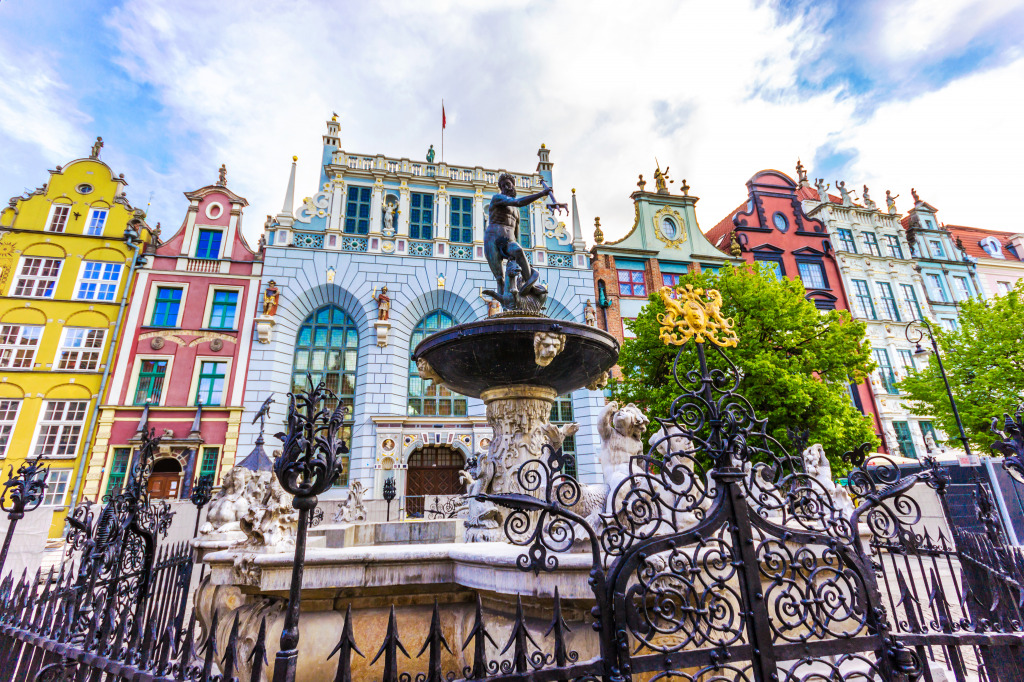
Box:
899, 279, 1024, 452
610, 264, 878, 473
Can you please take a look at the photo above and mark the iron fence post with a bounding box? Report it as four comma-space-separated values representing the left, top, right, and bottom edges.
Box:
0, 455, 48, 577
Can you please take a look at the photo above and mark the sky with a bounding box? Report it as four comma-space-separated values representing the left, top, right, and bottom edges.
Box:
1, 0, 1023, 244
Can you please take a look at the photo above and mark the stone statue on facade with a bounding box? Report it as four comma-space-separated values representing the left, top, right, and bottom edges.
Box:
815, 178, 829, 203
886, 190, 899, 215
262, 280, 280, 316
382, 200, 396, 236
218, 164, 227, 187
836, 180, 853, 207
376, 285, 391, 321
90, 136, 103, 159
924, 431, 941, 454
483, 173, 552, 313
654, 165, 671, 194
796, 158, 808, 186
426, 145, 435, 163
637, 174, 646, 191
802, 443, 854, 518
911, 188, 921, 204
584, 299, 597, 326
884, 425, 901, 456
240, 472, 298, 553
862, 185, 876, 210
200, 467, 251, 538
334, 480, 368, 523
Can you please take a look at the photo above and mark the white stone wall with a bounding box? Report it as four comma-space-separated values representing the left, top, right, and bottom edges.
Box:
241, 246, 606, 498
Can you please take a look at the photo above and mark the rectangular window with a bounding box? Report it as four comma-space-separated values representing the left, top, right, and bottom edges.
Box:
134, 359, 168, 405
48, 205, 70, 233
617, 269, 647, 297
75, 261, 122, 301
33, 401, 89, 458
892, 421, 917, 458
0, 400, 21, 457
41, 469, 72, 506
900, 284, 923, 320
85, 208, 108, 236
449, 196, 473, 244
877, 282, 900, 321
929, 239, 946, 259
518, 206, 532, 248
851, 280, 876, 320
953, 276, 971, 300
997, 281, 1012, 295
209, 290, 238, 329
873, 349, 898, 394
57, 328, 105, 371
621, 318, 637, 339
409, 192, 434, 240
106, 447, 131, 494
344, 186, 371, 234
926, 273, 948, 302
662, 273, 685, 288
919, 421, 938, 446
0, 325, 42, 368
797, 261, 826, 289
150, 287, 183, 327
550, 395, 577, 478
196, 361, 227, 406
195, 229, 223, 259
884, 235, 904, 259
836, 229, 857, 253
861, 233, 881, 257
199, 447, 219, 480
898, 349, 916, 374
14, 257, 62, 298
756, 259, 783, 280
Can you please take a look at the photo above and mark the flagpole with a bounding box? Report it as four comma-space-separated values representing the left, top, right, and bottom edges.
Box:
441, 99, 445, 164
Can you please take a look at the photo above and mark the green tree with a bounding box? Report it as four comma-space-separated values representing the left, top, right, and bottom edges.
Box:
899, 279, 1024, 452
611, 264, 878, 473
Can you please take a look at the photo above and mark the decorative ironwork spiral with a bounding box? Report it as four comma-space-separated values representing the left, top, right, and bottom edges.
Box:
274, 374, 349, 500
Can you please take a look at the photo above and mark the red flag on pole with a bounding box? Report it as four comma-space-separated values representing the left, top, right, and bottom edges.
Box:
442, 101, 446, 129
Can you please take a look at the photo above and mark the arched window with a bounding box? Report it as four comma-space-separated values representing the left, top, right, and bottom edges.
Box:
292, 304, 357, 485
408, 311, 467, 416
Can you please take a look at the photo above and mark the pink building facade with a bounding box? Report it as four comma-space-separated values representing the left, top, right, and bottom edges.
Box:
82, 175, 262, 500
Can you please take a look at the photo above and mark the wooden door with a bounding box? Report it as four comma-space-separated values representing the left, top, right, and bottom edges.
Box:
148, 472, 180, 499
406, 446, 464, 516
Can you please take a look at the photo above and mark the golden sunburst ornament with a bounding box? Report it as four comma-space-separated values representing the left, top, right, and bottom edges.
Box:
658, 285, 738, 347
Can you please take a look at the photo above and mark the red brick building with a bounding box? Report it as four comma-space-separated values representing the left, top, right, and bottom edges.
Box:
705, 166, 883, 432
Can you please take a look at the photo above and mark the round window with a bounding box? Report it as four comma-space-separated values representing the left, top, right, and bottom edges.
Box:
772, 212, 789, 232
76, 183, 93, 195
661, 216, 678, 240
205, 201, 224, 220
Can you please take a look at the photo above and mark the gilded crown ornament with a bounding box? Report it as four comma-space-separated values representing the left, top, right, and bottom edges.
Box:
657, 285, 738, 347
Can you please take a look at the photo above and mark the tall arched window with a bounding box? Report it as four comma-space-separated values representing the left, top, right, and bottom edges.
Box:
292, 304, 357, 485
408, 311, 467, 417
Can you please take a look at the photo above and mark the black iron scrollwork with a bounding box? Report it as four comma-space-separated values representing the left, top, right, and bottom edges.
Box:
0, 455, 49, 575
992, 405, 1024, 485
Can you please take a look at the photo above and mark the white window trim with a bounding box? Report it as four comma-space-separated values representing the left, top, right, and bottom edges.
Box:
72, 260, 124, 302
202, 284, 244, 330
13, 256, 63, 299
53, 327, 107, 372
41, 468, 72, 506
621, 317, 637, 340
144, 282, 190, 328
194, 227, 227, 259
125, 354, 176, 407
45, 203, 72, 233
84, 206, 110, 236
30, 399, 90, 460
188, 356, 233, 407
0, 398, 23, 459
0, 324, 43, 370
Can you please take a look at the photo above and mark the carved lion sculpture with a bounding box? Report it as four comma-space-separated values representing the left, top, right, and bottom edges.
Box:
416, 357, 443, 386
533, 331, 566, 367
200, 467, 252, 536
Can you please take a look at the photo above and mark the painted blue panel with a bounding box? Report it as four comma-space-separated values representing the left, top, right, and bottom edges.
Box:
658, 261, 689, 274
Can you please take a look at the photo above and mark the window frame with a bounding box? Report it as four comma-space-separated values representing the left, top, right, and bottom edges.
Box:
892, 421, 917, 459
952, 276, 971, 301
550, 394, 577, 478
199, 446, 219, 481
0, 324, 43, 369
205, 286, 242, 330
616, 268, 648, 298
105, 447, 132, 495
861, 232, 881, 257
408, 311, 467, 417
193, 359, 229, 406
929, 239, 946, 259
662, 272, 685, 288
621, 317, 637, 339
0, 399, 22, 458
132, 357, 170, 405
344, 185, 371, 234
900, 284, 924, 320
41, 469, 72, 506
836, 228, 857, 253
851, 279, 877, 320
292, 305, 358, 435
13, 257, 63, 298
449, 196, 474, 244
926, 273, 948, 302
46, 203, 71, 233
147, 285, 186, 328
55, 327, 106, 371
84, 207, 109, 236
31, 400, 89, 459
409, 192, 435, 240
753, 257, 785, 281
518, 205, 532, 248
74, 260, 123, 302
195, 228, 225, 260
796, 260, 827, 289
877, 281, 900, 321
884, 235, 904, 259
873, 348, 898, 394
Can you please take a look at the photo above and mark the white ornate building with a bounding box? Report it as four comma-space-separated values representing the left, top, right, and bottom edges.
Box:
240, 118, 601, 503
801, 186, 957, 460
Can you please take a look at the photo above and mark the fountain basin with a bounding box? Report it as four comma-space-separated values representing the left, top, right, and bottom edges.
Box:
412, 316, 618, 398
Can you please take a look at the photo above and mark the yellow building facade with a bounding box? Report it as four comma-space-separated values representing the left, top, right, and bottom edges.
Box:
0, 140, 149, 537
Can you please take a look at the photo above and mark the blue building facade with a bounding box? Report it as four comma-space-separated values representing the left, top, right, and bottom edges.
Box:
241, 118, 600, 501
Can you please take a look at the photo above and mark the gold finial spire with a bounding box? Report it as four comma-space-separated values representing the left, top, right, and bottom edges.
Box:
658, 285, 738, 347
593, 217, 604, 244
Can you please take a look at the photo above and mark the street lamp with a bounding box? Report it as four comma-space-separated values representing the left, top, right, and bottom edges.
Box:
905, 318, 972, 457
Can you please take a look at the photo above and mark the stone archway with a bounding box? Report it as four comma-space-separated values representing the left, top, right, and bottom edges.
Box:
405, 445, 464, 517
148, 457, 183, 499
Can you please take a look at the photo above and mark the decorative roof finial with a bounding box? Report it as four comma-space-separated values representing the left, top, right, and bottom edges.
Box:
332, 112, 338, 122
795, 159, 809, 186
680, 179, 690, 196
593, 217, 604, 244
217, 164, 227, 187
911, 187, 921, 204
637, 174, 646, 191
729, 231, 742, 257
90, 136, 103, 159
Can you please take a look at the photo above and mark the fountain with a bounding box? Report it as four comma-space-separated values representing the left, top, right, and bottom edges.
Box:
197, 167, 619, 680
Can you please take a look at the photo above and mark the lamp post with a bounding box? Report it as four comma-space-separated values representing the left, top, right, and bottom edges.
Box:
905, 318, 972, 458
383, 476, 396, 522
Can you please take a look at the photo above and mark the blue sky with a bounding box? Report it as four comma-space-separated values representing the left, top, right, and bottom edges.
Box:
2, 0, 1023, 242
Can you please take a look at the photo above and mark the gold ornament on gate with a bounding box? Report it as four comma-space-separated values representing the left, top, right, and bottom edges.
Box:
658, 285, 738, 347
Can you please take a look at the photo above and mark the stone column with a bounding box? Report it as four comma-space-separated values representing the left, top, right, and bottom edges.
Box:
464, 385, 556, 542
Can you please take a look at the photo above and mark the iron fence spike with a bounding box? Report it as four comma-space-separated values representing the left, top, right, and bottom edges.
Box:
463, 593, 495, 679
177, 609, 198, 681
329, 604, 363, 682
202, 608, 219, 680
501, 594, 540, 673
249, 616, 269, 682
369, 604, 409, 682
221, 612, 241, 679
544, 586, 571, 667
416, 599, 453, 682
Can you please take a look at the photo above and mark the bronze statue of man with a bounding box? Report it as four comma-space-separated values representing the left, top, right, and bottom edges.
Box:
485, 172, 552, 297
